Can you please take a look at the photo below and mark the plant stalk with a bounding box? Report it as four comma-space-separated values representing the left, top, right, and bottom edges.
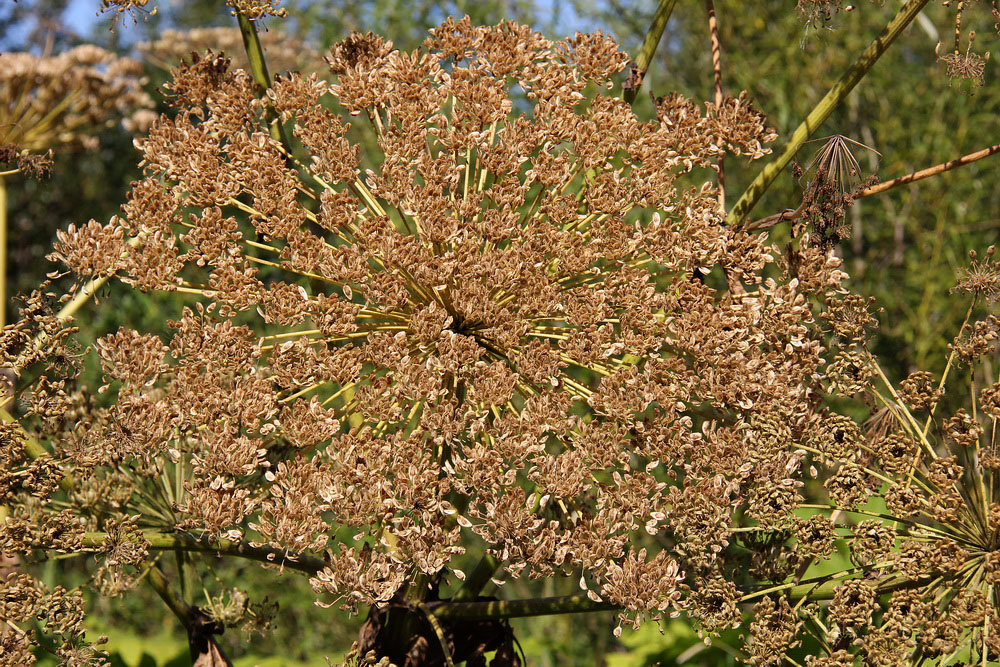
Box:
81, 531, 328, 575
0, 174, 6, 328
427, 592, 618, 620
624, 0, 680, 104
725, 0, 932, 225
706, 0, 725, 211
452, 552, 500, 601
236, 12, 293, 152
147, 566, 234, 666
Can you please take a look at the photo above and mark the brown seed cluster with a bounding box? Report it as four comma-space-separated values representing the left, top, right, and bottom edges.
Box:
38, 18, 840, 634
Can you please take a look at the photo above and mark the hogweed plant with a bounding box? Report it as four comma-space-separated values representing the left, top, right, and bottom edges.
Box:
0, 17, 866, 665
0, 6, 998, 667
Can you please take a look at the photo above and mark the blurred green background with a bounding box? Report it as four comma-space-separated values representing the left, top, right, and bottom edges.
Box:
2, 0, 998, 664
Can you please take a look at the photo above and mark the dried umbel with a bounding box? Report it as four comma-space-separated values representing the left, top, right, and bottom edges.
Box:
0, 45, 154, 153
23, 17, 872, 661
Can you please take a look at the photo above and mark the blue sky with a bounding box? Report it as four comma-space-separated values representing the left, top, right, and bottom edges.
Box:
65, 0, 102, 37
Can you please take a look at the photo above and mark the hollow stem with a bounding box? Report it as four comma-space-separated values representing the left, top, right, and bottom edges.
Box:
236, 12, 293, 152
452, 552, 500, 601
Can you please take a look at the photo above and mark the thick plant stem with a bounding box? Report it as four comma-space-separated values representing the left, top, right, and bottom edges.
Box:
147, 566, 234, 666
80, 531, 328, 575
147, 566, 191, 627
623, 0, 680, 104
427, 593, 618, 620
236, 12, 293, 152
724, 0, 932, 225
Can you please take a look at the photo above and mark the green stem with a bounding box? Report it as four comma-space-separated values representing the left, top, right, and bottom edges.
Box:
147, 566, 191, 627
427, 593, 618, 620
624, 0, 680, 104
81, 531, 328, 575
452, 552, 499, 601
724, 0, 932, 224
236, 12, 293, 152
147, 566, 234, 667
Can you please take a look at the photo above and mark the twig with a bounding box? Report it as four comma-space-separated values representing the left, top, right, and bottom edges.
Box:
623, 0, 680, 104
725, 0, 933, 225
859, 142, 1000, 197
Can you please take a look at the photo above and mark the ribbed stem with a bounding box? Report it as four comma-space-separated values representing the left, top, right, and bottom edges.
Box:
236, 12, 293, 152
452, 552, 499, 601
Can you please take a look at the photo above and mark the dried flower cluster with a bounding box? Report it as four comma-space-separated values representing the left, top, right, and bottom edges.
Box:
9, 14, 999, 666
13, 15, 861, 650
0, 45, 154, 153
0, 143, 52, 179
795, 0, 881, 29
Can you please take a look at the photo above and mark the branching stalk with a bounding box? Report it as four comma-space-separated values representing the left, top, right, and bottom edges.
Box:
80, 531, 328, 575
